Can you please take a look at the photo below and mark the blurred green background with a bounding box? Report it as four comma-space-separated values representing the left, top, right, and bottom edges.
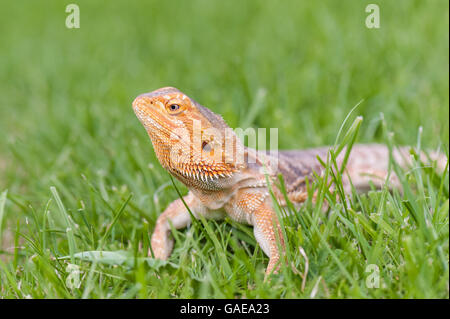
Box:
0, 0, 448, 298
0, 0, 448, 192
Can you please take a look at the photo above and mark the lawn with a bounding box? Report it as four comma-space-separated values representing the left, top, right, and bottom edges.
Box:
0, 0, 448, 298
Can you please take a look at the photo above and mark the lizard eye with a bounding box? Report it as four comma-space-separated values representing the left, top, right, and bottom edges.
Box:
166, 103, 183, 115
165, 98, 186, 115
170, 104, 180, 111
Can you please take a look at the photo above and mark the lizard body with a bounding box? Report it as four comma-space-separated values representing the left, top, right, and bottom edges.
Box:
132, 87, 446, 276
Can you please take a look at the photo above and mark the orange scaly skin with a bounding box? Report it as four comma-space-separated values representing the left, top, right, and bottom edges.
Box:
132, 87, 447, 277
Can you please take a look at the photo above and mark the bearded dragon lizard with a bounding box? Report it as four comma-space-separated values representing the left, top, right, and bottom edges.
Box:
132, 87, 446, 277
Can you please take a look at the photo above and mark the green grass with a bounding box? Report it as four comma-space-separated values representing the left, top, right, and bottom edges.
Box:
0, 0, 448, 298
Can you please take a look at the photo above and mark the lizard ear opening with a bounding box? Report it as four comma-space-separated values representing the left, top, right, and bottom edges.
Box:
202, 141, 212, 153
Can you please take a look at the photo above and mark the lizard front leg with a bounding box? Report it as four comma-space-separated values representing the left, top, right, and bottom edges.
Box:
230, 190, 285, 278
151, 191, 206, 260
253, 204, 285, 277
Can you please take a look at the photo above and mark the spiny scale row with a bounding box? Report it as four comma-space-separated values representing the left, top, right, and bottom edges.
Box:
178, 162, 235, 182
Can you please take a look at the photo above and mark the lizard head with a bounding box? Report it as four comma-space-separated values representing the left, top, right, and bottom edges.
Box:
132, 87, 245, 188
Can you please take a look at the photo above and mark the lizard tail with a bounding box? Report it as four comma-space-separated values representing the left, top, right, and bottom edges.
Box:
341, 144, 448, 192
